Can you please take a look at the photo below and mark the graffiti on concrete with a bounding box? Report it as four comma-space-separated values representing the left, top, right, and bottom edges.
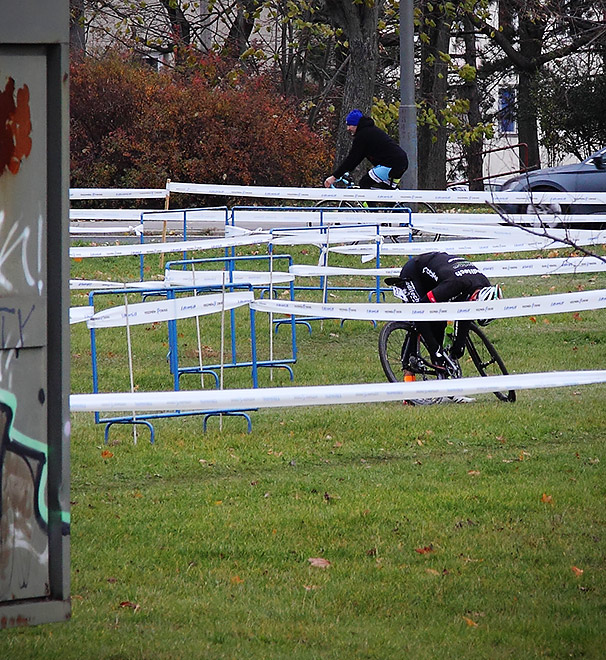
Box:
0, 390, 52, 600
0, 77, 32, 178
0, 210, 40, 293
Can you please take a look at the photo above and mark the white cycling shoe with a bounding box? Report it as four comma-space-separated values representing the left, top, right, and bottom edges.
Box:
445, 395, 476, 404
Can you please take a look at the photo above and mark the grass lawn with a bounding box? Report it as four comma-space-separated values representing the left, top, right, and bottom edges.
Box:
2, 244, 606, 659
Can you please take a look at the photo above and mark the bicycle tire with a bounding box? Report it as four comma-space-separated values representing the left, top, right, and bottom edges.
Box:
314, 199, 364, 209
389, 201, 441, 242
378, 321, 444, 405
464, 323, 516, 402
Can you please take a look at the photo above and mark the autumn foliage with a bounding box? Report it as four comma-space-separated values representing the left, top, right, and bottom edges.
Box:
70, 54, 333, 205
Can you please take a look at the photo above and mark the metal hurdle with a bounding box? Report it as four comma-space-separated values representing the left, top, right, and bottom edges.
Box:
137, 206, 230, 280
164, 255, 298, 383
87, 284, 259, 442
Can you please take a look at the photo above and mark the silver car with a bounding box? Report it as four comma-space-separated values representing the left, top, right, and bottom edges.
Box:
499, 146, 606, 217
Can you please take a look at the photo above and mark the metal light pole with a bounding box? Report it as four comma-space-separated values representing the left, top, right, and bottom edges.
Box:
399, 0, 418, 190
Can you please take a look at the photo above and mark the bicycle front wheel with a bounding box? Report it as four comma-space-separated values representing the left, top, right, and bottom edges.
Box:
464, 323, 516, 402
378, 321, 444, 405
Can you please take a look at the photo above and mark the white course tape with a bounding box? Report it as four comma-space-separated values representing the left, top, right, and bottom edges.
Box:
167, 181, 606, 206
70, 224, 143, 235
403, 222, 537, 238
290, 265, 400, 277
476, 256, 606, 277
289, 256, 606, 279
70, 306, 95, 325
70, 188, 169, 200
70, 370, 606, 412
70, 233, 273, 258
228, 209, 606, 228
165, 270, 294, 286
70, 209, 146, 220
250, 288, 606, 321
70, 208, 227, 222
70, 279, 171, 290
409, 213, 606, 226
88, 291, 254, 329
331, 231, 606, 257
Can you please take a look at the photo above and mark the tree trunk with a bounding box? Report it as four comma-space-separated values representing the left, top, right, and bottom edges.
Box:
160, 0, 192, 47
462, 17, 483, 191
417, 3, 451, 189
69, 0, 86, 59
324, 0, 383, 170
517, 19, 545, 169
223, 0, 256, 58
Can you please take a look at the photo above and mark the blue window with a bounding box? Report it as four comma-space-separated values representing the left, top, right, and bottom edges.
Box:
498, 87, 516, 134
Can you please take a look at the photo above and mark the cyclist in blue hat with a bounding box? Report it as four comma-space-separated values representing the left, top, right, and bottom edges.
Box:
324, 109, 408, 190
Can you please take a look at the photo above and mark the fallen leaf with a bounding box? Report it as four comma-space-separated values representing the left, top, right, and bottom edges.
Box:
463, 616, 478, 627
468, 470, 481, 476
414, 545, 434, 555
101, 450, 114, 459
230, 575, 244, 584
571, 565, 584, 577
303, 584, 319, 591
425, 568, 440, 576
572, 312, 582, 321
308, 557, 331, 568
119, 601, 140, 612
530, 316, 537, 323
541, 493, 553, 504
366, 547, 378, 557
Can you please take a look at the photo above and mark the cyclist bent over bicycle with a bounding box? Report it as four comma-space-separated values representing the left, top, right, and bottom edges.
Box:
385, 252, 503, 372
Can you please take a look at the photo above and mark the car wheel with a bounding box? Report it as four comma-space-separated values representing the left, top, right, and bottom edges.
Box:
525, 187, 567, 227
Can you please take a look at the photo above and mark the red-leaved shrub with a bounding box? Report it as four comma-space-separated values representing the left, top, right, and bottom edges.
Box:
70, 54, 333, 206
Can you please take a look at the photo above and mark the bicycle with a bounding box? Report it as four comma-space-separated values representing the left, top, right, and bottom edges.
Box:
317, 173, 441, 242
378, 316, 516, 405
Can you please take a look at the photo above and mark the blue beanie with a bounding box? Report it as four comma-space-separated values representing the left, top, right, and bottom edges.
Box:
346, 109, 363, 126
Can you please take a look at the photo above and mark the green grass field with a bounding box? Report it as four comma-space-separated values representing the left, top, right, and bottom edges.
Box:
3, 243, 606, 659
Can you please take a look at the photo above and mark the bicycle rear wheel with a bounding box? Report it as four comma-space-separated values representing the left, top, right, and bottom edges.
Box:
464, 323, 516, 402
383, 201, 442, 243
378, 321, 444, 405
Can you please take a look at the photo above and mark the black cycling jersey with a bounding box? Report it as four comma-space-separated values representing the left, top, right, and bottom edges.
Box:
395, 252, 490, 303
332, 116, 408, 181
